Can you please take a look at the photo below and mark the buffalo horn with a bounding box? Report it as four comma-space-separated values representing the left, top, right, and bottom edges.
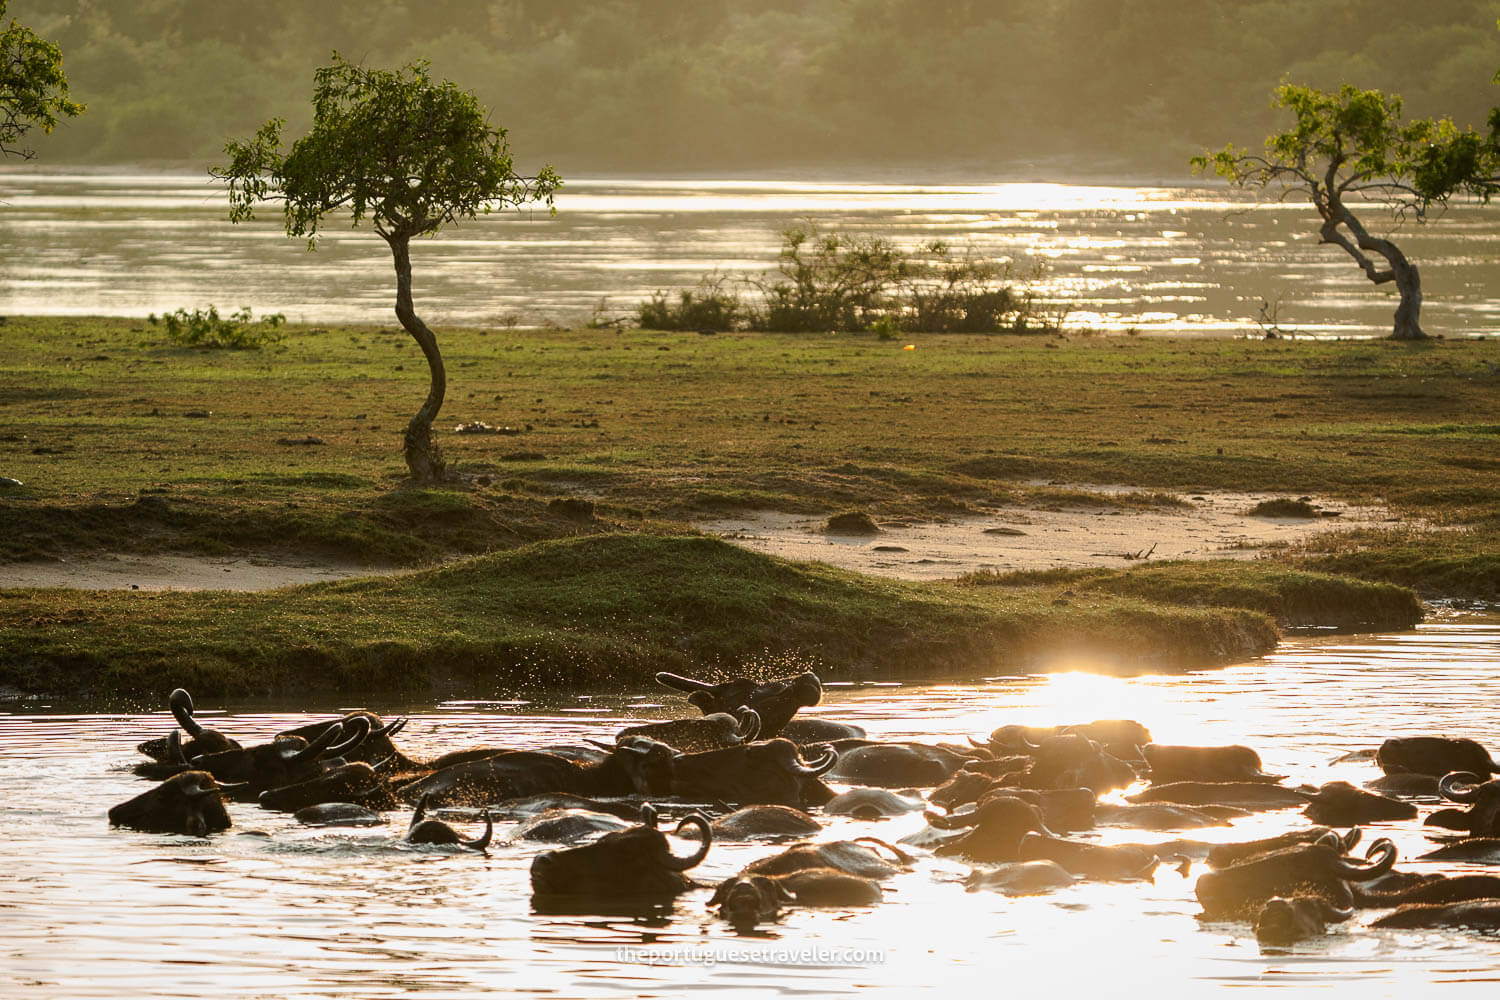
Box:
585, 739, 618, 753
655, 671, 715, 693
371, 716, 407, 740
166, 728, 188, 765
1439, 771, 1484, 804
1340, 827, 1362, 852
731, 709, 761, 745
463, 809, 494, 851
287, 721, 344, 764
181, 777, 221, 799
1334, 838, 1397, 880
409, 792, 431, 830
169, 688, 204, 737
640, 802, 659, 828
325, 715, 371, 757
791, 744, 839, 776
658, 814, 712, 871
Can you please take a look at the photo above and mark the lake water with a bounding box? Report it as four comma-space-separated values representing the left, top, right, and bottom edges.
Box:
4, 612, 1499, 999
1, 169, 1496, 337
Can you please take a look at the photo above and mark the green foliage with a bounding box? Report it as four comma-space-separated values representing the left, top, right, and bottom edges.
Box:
0, 0, 84, 159
214, 53, 561, 245
1192, 82, 1494, 208
636, 275, 744, 331
639, 227, 1050, 334
148, 306, 285, 349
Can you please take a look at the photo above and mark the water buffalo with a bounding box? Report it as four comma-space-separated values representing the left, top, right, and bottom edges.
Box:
394, 740, 670, 808
529, 812, 712, 898
294, 802, 385, 827
927, 797, 1052, 863
133, 728, 195, 780
1371, 899, 1500, 930
191, 718, 366, 791
709, 873, 795, 931
1143, 744, 1282, 784
649, 737, 839, 807
655, 669, 822, 738
1377, 736, 1500, 778
1301, 781, 1417, 826
1253, 895, 1352, 946
109, 770, 232, 836
825, 740, 978, 787
779, 718, 867, 744
1094, 801, 1246, 830
1364, 773, 1441, 797
1424, 771, 1500, 835
136, 688, 241, 762
1417, 837, 1500, 862
824, 788, 925, 820
1016, 832, 1163, 881
1195, 838, 1397, 920
1206, 828, 1360, 869
509, 809, 634, 843
616, 709, 759, 753
279, 712, 417, 769
963, 860, 1079, 896
258, 760, 400, 813
976, 720, 1151, 764
1128, 782, 1310, 810
406, 794, 493, 849
740, 838, 912, 879
709, 804, 822, 840
977, 786, 1096, 833
709, 869, 882, 931
1008, 734, 1137, 793
1352, 873, 1500, 907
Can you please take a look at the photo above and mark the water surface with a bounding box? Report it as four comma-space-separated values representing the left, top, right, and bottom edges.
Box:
3, 614, 1499, 997
2, 170, 1495, 336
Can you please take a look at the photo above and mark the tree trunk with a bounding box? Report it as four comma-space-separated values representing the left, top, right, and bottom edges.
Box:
386, 233, 447, 481
1318, 194, 1426, 341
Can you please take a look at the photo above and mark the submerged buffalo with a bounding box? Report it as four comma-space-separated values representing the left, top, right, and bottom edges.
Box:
1301, 781, 1417, 826
709, 869, 882, 931
650, 737, 840, 807
1253, 895, 1352, 947
1144, 744, 1282, 784
1195, 838, 1397, 920
529, 812, 712, 898
1371, 899, 1500, 930
109, 770, 232, 836
136, 688, 242, 762
655, 670, 822, 738
1377, 737, 1500, 778
394, 740, 669, 808
616, 709, 760, 753
1425, 772, 1500, 836
191, 718, 367, 791
406, 794, 493, 850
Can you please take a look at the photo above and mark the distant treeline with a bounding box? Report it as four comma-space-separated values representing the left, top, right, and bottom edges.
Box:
19, 0, 1500, 175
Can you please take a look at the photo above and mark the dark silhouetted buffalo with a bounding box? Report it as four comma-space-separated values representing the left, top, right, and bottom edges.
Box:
1253, 895, 1352, 946
529, 812, 711, 898
655, 670, 822, 738
109, 770, 232, 836
1144, 744, 1282, 784
1195, 837, 1397, 920
405, 794, 493, 849
1376, 737, 1500, 778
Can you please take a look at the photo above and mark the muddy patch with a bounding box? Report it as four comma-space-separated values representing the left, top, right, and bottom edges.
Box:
697, 491, 1398, 581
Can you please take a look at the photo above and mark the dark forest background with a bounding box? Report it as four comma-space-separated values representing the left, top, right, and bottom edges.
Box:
18, 0, 1500, 176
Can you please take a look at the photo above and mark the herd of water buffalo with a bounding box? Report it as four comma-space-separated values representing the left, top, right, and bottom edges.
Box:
111, 670, 1500, 946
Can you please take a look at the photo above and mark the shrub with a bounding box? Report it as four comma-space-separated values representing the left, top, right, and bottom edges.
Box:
149, 306, 286, 349
636, 275, 743, 331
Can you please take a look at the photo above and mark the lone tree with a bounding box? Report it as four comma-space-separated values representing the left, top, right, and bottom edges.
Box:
1, 0, 84, 159
214, 55, 561, 481
1194, 83, 1495, 341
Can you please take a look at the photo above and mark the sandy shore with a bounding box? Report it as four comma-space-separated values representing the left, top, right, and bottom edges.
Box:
0, 489, 1397, 591
695, 489, 1396, 581
0, 554, 404, 592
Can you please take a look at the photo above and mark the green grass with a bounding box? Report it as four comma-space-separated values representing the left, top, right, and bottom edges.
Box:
0, 535, 1290, 705
2, 317, 1498, 700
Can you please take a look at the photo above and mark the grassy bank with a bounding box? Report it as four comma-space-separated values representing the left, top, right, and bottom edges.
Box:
0, 534, 1340, 704
1, 317, 1495, 700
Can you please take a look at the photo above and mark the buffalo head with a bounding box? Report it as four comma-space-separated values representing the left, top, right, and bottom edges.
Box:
530, 811, 712, 898
109, 770, 232, 836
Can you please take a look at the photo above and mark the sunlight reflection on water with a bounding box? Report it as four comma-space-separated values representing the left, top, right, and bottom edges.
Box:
2, 171, 1495, 337
1, 614, 1499, 997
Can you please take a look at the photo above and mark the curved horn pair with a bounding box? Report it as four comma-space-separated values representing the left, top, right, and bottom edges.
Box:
282, 721, 345, 764
730, 708, 761, 745
371, 716, 407, 740
325, 715, 371, 757
1333, 838, 1397, 880
790, 743, 838, 776
463, 809, 494, 851
657, 814, 711, 871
